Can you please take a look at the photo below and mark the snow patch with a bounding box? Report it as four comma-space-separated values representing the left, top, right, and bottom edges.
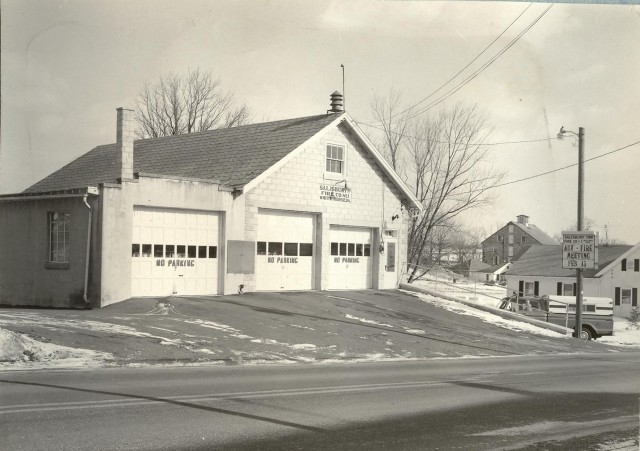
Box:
0, 328, 112, 369
345, 314, 394, 328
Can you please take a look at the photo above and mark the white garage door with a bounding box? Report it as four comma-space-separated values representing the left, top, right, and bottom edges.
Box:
256, 210, 315, 291
328, 226, 373, 290
131, 207, 219, 297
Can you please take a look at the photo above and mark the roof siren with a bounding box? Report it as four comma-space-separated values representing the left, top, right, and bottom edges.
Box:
329, 91, 344, 113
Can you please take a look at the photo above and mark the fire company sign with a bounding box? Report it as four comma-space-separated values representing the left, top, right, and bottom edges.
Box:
562, 231, 599, 269
320, 184, 351, 203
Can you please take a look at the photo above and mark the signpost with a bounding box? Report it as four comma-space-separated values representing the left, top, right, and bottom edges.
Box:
561, 231, 598, 270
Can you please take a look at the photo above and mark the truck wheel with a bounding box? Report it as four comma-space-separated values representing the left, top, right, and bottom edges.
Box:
578, 327, 593, 340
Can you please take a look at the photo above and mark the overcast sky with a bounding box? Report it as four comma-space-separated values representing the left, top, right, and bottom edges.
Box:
2, 0, 639, 244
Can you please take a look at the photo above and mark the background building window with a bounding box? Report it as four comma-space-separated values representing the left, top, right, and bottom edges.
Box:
48, 212, 70, 263
326, 144, 344, 174
621, 289, 632, 305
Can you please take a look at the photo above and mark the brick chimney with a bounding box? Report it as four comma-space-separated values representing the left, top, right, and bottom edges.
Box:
516, 214, 529, 227
116, 107, 134, 181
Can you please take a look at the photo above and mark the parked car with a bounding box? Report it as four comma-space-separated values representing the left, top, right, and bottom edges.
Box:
498, 294, 614, 340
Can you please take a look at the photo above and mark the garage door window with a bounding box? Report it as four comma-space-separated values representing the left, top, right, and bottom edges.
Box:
177, 245, 186, 258
154, 245, 163, 258
208, 246, 217, 258
268, 242, 283, 255
132, 244, 140, 257
332, 241, 371, 257
142, 244, 152, 257
258, 241, 312, 257
284, 243, 298, 256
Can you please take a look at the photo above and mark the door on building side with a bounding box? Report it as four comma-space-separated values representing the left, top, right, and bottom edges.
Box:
131, 207, 219, 297
256, 209, 316, 291
328, 226, 373, 290
382, 229, 398, 289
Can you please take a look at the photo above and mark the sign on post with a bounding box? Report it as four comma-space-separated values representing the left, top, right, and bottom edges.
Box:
562, 231, 598, 269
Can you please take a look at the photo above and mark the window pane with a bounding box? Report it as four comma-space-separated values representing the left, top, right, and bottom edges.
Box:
268, 242, 282, 255
132, 244, 140, 257
188, 245, 196, 258
330, 242, 339, 256
363, 244, 370, 256
339, 243, 347, 256
299, 243, 313, 256
177, 245, 186, 258
257, 241, 267, 255
347, 243, 355, 256
166, 245, 175, 257
153, 244, 163, 258
198, 246, 207, 258
208, 246, 217, 258
337, 147, 343, 160
326, 160, 331, 172
356, 244, 363, 256
142, 244, 152, 257
284, 243, 298, 256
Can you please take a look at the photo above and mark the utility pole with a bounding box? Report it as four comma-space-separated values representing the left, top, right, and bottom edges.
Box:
575, 127, 585, 338
558, 126, 587, 339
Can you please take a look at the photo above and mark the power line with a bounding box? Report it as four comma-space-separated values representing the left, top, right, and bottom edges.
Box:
493, 140, 640, 189
393, 3, 534, 121
355, 120, 551, 146
411, 140, 640, 202
404, 4, 553, 121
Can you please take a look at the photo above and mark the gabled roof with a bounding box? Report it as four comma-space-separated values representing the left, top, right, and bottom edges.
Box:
24, 113, 344, 193
506, 244, 633, 278
452, 258, 490, 273
23, 112, 423, 211
511, 221, 557, 245
594, 241, 640, 277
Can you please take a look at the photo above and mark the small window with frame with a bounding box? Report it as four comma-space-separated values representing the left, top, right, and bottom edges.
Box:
326, 144, 345, 174
48, 211, 70, 263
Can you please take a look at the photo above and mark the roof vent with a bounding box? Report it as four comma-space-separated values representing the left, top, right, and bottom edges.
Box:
329, 91, 343, 113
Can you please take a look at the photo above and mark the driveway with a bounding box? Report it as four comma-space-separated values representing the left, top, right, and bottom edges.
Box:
0, 290, 619, 367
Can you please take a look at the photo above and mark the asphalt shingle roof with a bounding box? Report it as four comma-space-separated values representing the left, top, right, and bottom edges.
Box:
506, 244, 632, 278
512, 221, 557, 245
24, 113, 342, 193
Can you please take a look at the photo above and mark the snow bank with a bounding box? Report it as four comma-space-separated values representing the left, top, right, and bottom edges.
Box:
0, 328, 112, 370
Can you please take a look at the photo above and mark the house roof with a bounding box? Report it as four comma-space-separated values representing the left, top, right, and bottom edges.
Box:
512, 221, 557, 245
506, 244, 632, 278
452, 258, 490, 273
24, 113, 344, 193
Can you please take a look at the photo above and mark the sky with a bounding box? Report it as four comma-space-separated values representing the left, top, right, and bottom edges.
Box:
2, 0, 639, 244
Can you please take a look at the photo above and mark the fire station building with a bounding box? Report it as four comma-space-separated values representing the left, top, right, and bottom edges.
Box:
0, 95, 422, 308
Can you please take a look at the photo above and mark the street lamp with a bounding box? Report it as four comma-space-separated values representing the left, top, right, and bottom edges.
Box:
557, 126, 585, 339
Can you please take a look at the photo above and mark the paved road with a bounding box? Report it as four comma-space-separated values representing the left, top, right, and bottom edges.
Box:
1, 352, 638, 450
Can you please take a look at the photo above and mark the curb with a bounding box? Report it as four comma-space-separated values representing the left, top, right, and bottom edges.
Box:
398, 283, 572, 336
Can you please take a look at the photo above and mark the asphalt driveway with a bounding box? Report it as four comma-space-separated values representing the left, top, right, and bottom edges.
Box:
0, 290, 616, 367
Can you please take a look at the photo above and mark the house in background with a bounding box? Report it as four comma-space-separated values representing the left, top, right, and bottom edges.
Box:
477, 261, 511, 284
505, 243, 640, 317
481, 215, 557, 266
450, 258, 490, 282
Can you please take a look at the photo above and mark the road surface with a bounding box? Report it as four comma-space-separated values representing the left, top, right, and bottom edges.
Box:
1, 352, 638, 450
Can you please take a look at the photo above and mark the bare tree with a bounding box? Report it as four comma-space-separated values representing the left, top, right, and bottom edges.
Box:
135, 68, 251, 138
405, 105, 504, 282
371, 88, 411, 176
371, 97, 504, 282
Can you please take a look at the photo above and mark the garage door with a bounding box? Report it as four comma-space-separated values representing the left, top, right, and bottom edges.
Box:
328, 226, 373, 290
131, 208, 219, 296
256, 210, 315, 291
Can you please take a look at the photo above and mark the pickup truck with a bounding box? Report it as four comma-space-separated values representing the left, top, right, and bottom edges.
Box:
498, 295, 614, 340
